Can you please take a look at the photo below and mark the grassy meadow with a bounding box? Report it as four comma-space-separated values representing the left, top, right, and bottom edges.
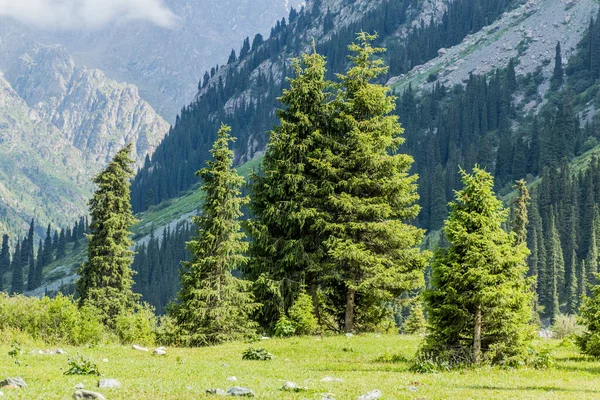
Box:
0, 334, 599, 399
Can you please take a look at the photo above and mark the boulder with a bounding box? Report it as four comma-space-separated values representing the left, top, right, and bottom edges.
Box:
73, 390, 107, 400
206, 388, 227, 395
0, 378, 26, 388
73, 383, 85, 390
98, 379, 122, 388
153, 349, 167, 356
227, 386, 255, 396
281, 381, 306, 392
358, 390, 382, 400
320, 376, 343, 383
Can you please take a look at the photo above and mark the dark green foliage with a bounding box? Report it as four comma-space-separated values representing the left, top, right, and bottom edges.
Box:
0, 235, 9, 289
551, 42, 564, 89
512, 180, 530, 245
423, 167, 534, 367
242, 347, 273, 361
10, 240, 23, 295
77, 144, 139, 326
170, 125, 257, 347
246, 50, 330, 327
577, 280, 600, 358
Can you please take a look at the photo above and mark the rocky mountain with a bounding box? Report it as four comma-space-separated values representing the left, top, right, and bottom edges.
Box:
0, 44, 169, 239
0, 0, 305, 121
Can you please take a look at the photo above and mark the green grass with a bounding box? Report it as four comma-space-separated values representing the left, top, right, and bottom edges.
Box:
1, 335, 599, 399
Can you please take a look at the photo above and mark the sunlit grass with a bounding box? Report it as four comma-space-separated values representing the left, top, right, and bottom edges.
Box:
0, 335, 599, 399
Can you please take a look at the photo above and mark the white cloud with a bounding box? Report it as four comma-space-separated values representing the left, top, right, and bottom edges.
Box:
0, 0, 178, 30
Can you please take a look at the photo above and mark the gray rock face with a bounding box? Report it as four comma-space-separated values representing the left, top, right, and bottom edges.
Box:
0, 377, 27, 388
73, 390, 107, 400
98, 379, 122, 389
358, 390, 382, 400
227, 386, 255, 397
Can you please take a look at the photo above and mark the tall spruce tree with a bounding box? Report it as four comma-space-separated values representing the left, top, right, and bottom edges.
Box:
512, 180, 530, 245
10, 240, 23, 294
423, 167, 534, 366
545, 211, 565, 322
171, 125, 257, 346
320, 33, 427, 332
0, 234, 9, 289
551, 41, 564, 89
77, 143, 139, 325
26, 219, 36, 290
246, 49, 331, 327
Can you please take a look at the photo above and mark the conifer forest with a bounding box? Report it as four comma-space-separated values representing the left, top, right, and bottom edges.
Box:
3, 0, 600, 398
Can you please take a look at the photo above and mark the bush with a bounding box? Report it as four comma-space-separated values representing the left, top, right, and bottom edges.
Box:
64, 354, 101, 376
274, 315, 296, 337
0, 293, 105, 345
242, 347, 273, 361
551, 314, 584, 340
114, 303, 157, 345
288, 292, 318, 335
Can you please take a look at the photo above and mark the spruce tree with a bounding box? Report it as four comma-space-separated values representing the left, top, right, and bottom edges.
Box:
567, 250, 579, 314
26, 219, 36, 290
171, 125, 257, 346
546, 211, 565, 322
77, 143, 139, 325
423, 167, 534, 366
10, 240, 23, 294
512, 179, 530, 245
403, 301, 427, 335
247, 50, 331, 327
321, 33, 427, 332
579, 260, 588, 309
0, 234, 9, 289
551, 42, 564, 89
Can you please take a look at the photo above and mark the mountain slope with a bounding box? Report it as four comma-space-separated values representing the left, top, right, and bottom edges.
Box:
0, 44, 169, 240
0, 0, 305, 121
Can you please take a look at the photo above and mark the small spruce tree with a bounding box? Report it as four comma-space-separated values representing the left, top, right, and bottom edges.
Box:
404, 301, 427, 335
423, 167, 534, 367
170, 125, 257, 346
77, 143, 139, 326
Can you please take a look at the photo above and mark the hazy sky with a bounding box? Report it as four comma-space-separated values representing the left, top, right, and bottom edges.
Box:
0, 0, 178, 30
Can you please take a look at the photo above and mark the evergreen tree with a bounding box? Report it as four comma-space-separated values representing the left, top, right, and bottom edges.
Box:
423, 167, 534, 366
26, 219, 36, 290
77, 143, 139, 326
0, 234, 9, 288
246, 50, 331, 327
567, 250, 578, 314
56, 229, 67, 260
551, 42, 564, 89
403, 301, 427, 335
512, 180, 530, 245
41, 224, 53, 268
171, 125, 257, 346
321, 33, 427, 332
579, 260, 588, 309
10, 240, 23, 294
586, 223, 599, 295
577, 274, 600, 357
545, 210, 565, 322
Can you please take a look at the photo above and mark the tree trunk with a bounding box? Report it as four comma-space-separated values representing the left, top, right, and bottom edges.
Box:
345, 288, 356, 333
473, 304, 482, 364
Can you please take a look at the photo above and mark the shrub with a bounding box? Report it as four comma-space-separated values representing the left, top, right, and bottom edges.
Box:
114, 303, 157, 345
528, 347, 554, 370
403, 302, 427, 335
64, 354, 101, 376
274, 315, 296, 337
288, 292, 318, 335
0, 293, 106, 345
242, 347, 273, 361
551, 314, 584, 340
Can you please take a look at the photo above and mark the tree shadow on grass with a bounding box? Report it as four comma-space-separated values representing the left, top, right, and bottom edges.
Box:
461, 385, 599, 394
